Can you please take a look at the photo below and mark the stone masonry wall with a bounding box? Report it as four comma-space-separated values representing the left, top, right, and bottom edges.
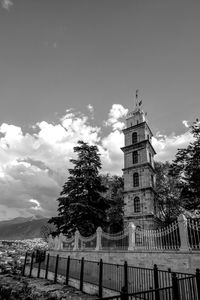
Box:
49, 249, 200, 274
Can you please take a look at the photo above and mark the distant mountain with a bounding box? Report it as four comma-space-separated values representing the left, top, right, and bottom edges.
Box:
0, 215, 49, 240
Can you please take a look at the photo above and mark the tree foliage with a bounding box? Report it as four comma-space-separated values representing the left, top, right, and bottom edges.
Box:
40, 223, 56, 241
170, 120, 200, 211
155, 161, 181, 224
101, 174, 124, 233
49, 141, 110, 237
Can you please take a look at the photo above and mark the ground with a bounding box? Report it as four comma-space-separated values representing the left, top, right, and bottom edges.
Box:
0, 274, 97, 300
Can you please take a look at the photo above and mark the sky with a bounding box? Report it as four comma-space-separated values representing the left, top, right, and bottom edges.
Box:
0, 0, 199, 220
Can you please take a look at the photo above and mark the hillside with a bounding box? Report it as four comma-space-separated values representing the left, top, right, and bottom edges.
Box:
0, 216, 49, 240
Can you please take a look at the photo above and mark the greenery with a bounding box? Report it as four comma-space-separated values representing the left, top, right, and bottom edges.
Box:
155, 161, 181, 224
101, 174, 124, 233
49, 141, 110, 237
170, 119, 200, 212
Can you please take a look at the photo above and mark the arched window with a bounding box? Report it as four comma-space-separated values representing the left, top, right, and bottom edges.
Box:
151, 175, 154, 187
132, 151, 138, 164
134, 197, 140, 213
149, 152, 152, 165
132, 132, 137, 144
133, 172, 139, 187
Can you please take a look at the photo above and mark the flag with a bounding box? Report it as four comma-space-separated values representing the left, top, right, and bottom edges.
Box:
139, 100, 142, 106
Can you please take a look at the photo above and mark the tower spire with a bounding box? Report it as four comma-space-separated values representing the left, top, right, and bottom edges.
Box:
135, 89, 139, 108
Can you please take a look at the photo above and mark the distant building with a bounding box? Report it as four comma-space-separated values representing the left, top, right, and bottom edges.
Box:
121, 96, 158, 229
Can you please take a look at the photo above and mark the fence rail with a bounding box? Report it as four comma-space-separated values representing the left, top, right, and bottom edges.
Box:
48, 214, 200, 252
23, 252, 200, 300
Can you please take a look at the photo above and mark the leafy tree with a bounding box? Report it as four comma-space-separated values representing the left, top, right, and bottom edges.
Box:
101, 174, 124, 233
40, 223, 56, 241
155, 161, 181, 224
49, 141, 110, 237
170, 120, 200, 211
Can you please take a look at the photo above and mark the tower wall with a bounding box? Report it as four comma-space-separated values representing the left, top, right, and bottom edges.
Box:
122, 106, 158, 229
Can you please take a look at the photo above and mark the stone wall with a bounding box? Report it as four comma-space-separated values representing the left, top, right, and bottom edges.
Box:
49, 249, 200, 274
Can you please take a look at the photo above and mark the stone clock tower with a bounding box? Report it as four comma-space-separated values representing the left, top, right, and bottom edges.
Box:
121, 96, 158, 229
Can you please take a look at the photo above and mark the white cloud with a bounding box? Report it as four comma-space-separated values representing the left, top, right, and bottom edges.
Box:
0, 104, 195, 220
29, 199, 42, 211
182, 120, 190, 128
153, 130, 193, 162
87, 104, 94, 114
1, 0, 13, 10
104, 104, 128, 131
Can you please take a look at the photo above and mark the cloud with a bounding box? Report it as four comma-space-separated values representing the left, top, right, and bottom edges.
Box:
182, 120, 190, 128
1, 0, 13, 10
87, 104, 94, 114
153, 130, 193, 162
104, 104, 128, 131
29, 199, 42, 211
0, 105, 194, 220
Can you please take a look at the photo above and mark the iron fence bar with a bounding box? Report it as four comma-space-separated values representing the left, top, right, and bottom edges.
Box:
196, 268, 200, 299
29, 252, 35, 278
37, 255, 41, 278
154, 264, 160, 300
79, 257, 84, 291
54, 254, 59, 283
45, 253, 50, 279
22, 252, 28, 276
172, 273, 180, 300
98, 259, 103, 298
65, 255, 70, 285
124, 261, 128, 293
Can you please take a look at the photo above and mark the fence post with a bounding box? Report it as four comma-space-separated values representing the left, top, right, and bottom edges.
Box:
58, 233, 63, 250
29, 252, 35, 278
45, 253, 50, 279
153, 264, 160, 300
128, 222, 136, 250
98, 259, 103, 298
22, 252, 28, 276
37, 254, 41, 278
196, 268, 200, 299
48, 234, 54, 249
95, 227, 102, 250
177, 214, 189, 251
54, 254, 59, 283
80, 257, 84, 291
124, 261, 128, 295
121, 286, 128, 300
65, 256, 70, 285
172, 273, 180, 300
73, 230, 80, 250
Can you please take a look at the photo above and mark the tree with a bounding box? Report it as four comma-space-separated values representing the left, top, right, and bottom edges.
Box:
101, 174, 124, 233
40, 223, 56, 241
155, 161, 181, 224
170, 120, 200, 211
49, 141, 110, 237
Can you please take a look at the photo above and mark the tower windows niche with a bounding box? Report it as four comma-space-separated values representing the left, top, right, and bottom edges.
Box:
132, 132, 137, 144
132, 151, 138, 164
149, 152, 152, 165
133, 172, 139, 187
134, 197, 140, 213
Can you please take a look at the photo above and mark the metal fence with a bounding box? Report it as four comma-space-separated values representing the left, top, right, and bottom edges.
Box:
188, 218, 200, 250
48, 214, 200, 252
94, 275, 200, 300
23, 252, 200, 300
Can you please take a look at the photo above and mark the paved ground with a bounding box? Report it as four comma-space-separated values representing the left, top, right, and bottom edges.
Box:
0, 274, 98, 299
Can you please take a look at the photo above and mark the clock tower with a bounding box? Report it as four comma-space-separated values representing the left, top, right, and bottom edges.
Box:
121, 95, 158, 229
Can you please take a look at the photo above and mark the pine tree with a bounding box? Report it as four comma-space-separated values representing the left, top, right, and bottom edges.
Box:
49, 141, 109, 237
170, 120, 200, 211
